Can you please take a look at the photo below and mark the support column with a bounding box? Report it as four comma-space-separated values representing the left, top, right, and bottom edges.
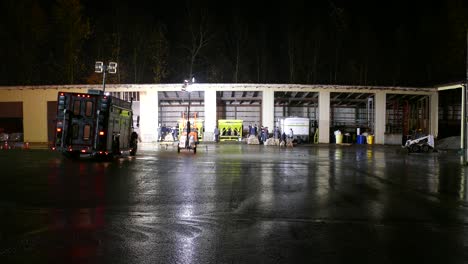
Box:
318, 91, 330, 143
204, 88, 217, 141
262, 89, 274, 131
374, 91, 386, 144
429, 92, 439, 139
139, 89, 158, 142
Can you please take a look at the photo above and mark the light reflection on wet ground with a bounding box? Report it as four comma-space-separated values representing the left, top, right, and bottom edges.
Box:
0, 144, 467, 263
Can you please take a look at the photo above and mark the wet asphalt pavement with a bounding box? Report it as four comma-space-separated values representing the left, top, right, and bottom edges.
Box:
0, 143, 468, 264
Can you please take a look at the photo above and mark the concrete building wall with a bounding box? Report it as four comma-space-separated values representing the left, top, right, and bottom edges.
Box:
0, 87, 82, 143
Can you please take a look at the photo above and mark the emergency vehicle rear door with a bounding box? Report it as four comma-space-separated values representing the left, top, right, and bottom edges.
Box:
68, 95, 97, 147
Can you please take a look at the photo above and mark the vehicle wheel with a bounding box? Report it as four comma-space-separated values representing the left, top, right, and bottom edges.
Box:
193, 147, 196, 154
421, 144, 430, 153
410, 144, 420, 153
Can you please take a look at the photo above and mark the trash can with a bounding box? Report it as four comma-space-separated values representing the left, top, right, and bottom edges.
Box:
344, 134, 351, 143
336, 134, 343, 144
357, 135, 366, 144
367, 135, 374, 144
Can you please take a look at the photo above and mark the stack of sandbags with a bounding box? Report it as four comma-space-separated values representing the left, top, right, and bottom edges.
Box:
264, 138, 279, 146
164, 134, 175, 141
247, 135, 259, 145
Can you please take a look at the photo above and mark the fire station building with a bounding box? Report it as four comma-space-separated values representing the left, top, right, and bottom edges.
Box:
0, 83, 463, 146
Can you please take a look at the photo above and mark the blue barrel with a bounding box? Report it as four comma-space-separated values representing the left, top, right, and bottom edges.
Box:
357, 135, 366, 144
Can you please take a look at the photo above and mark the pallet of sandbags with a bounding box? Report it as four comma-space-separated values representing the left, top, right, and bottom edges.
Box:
247, 135, 259, 145
264, 138, 279, 146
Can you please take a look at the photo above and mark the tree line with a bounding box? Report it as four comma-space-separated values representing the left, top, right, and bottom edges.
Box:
1, 0, 467, 86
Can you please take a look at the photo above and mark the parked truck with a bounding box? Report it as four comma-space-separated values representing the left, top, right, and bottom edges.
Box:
52, 89, 139, 159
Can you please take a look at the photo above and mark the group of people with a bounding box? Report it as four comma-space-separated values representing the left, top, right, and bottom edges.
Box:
161, 123, 296, 146
158, 124, 179, 142
248, 124, 294, 145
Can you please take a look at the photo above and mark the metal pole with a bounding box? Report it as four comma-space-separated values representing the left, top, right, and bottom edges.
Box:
463, 84, 466, 159
96, 64, 107, 151
102, 65, 107, 94
186, 92, 191, 148
464, 30, 468, 164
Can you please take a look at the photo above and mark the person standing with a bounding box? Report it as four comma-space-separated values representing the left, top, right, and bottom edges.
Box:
263, 127, 269, 143
171, 127, 176, 141
250, 124, 255, 137
281, 131, 287, 146
259, 126, 264, 143
214, 126, 220, 143
274, 126, 279, 139
158, 124, 162, 141
288, 128, 294, 139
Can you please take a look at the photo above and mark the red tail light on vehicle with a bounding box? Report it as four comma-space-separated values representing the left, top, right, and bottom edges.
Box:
56, 128, 63, 139
99, 131, 105, 136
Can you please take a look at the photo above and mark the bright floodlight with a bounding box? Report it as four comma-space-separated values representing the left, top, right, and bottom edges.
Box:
108, 62, 118, 74
95, 61, 104, 73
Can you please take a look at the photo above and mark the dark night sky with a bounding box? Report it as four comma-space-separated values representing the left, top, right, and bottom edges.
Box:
1, 0, 467, 86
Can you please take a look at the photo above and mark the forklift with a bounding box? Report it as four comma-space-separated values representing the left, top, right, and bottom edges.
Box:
403, 129, 435, 153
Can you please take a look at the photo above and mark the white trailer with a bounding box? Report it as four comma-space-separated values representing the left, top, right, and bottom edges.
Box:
278, 117, 311, 143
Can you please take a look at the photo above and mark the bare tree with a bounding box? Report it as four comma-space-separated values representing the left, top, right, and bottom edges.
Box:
110, 6, 124, 83
224, 10, 248, 83
254, 23, 268, 83
182, 3, 213, 80
150, 23, 169, 83
53, 0, 90, 84
328, 0, 347, 84
287, 31, 296, 83
311, 27, 322, 83
130, 23, 148, 83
